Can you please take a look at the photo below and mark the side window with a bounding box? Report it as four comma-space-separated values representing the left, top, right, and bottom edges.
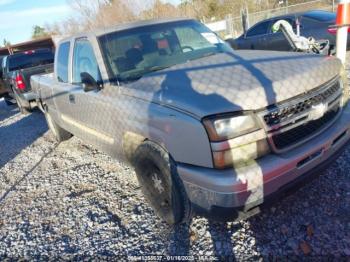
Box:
72, 39, 101, 84
269, 18, 296, 33
57, 42, 70, 83
246, 21, 270, 37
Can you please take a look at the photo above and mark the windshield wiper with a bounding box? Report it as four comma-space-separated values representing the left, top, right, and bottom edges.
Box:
146, 65, 173, 72
118, 73, 144, 83
118, 65, 174, 83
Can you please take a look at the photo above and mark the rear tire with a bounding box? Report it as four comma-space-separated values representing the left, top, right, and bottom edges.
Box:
132, 141, 192, 225
44, 107, 72, 142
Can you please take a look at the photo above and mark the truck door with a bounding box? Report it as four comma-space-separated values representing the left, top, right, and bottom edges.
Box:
59, 37, 115, 149
48, 41, 76, 132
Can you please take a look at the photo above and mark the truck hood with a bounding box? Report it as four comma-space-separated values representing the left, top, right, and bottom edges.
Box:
122, 50, 342, 118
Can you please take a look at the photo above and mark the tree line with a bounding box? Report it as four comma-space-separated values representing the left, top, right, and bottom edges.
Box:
30, 0, 332, 39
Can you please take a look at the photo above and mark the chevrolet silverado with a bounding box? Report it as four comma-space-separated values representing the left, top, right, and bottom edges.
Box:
31, 18, 350, 224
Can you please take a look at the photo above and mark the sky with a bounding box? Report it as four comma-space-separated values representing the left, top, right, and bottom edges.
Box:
0, 0, 181, 45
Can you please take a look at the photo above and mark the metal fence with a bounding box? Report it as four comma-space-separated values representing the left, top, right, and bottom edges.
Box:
209, 0, 336, 38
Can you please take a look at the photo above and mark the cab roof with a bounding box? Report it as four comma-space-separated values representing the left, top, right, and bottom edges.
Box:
60, 18, 194, 43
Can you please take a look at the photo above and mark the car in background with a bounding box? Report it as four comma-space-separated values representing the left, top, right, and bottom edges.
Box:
2, 49, 54, 113
227, 10, 348, 52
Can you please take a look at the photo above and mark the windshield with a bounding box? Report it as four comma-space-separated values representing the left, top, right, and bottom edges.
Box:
8, 50, 54, 71
98, 20, 232, 82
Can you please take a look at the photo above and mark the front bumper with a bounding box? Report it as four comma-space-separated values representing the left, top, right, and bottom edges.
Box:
177, 102, 350, 221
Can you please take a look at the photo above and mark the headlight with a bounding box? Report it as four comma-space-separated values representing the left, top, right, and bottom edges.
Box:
212, 138, 270, 169
203, 114, 259, 142
203, 114, 270, 169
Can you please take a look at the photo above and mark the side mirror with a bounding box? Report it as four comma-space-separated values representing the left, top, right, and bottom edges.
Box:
81, 72, 99, 92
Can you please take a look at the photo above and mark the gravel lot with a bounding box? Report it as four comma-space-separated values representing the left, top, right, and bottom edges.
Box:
0, 98, 349, 260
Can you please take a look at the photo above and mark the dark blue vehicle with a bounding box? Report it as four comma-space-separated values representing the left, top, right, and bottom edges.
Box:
227, 10, 349, 52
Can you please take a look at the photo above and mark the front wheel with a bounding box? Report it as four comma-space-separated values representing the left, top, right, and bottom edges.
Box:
44, 107, 72, 142
132, 141, 192, 225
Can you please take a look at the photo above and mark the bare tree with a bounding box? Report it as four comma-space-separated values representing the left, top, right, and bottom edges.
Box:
140, 0, 182, 19
43, 0, 322, 38
95, 0, 136, 28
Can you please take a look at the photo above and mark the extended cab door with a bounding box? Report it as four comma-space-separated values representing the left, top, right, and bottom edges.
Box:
57, 37, 115, 149
48, 41, 75, 128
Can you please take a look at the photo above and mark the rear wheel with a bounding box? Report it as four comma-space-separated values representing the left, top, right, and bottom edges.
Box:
132, 141, 192, 225
44, 106, 72, 142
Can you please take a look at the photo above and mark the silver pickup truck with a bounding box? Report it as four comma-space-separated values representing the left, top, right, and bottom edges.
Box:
31, 18, 350, 224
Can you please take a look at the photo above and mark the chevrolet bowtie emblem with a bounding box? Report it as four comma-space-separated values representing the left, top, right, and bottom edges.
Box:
308, 103, 328, 121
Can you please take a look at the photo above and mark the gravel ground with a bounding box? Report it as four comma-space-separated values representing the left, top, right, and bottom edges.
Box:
0, 98, 349, 260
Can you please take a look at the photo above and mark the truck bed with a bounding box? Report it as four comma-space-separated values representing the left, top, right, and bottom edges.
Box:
19, 63, 53, 92
6, 63, 53, 102
30, 73, 54, 112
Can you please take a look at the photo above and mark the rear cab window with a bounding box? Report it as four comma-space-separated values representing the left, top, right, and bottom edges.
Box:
8, 50, 54, 72
56, 42, 70, 83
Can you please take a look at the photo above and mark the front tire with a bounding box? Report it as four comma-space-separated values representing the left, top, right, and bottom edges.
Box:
132, 141, 192, 225
44, 107, 72, 142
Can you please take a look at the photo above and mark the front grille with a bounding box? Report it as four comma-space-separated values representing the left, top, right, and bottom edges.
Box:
272, 105, 340, 150
258, 77, 344, 152
264, 81, 341, 127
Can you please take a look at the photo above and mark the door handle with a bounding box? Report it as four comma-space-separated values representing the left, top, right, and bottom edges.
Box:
69, 94, 75, 104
